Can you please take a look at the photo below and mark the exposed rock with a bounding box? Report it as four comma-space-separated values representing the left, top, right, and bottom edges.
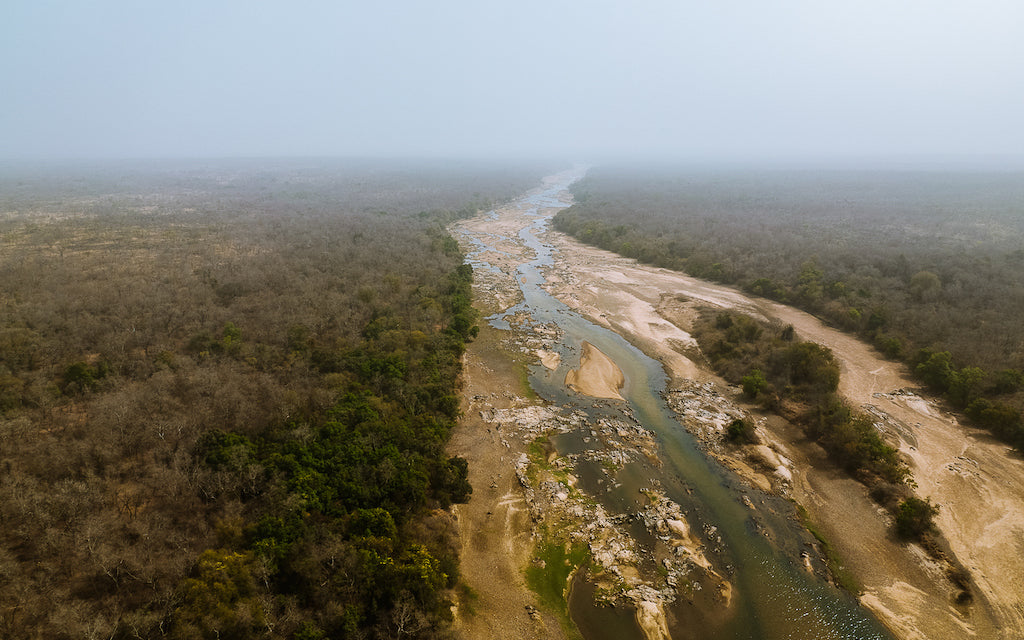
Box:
665, 519, 689, 538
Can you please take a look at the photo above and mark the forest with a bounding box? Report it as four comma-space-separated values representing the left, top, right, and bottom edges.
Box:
0, 159, 549, 639
555, 166, 1024, 450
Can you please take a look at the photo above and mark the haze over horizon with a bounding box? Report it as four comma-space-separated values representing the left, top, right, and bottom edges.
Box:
3, 1, 1023, 164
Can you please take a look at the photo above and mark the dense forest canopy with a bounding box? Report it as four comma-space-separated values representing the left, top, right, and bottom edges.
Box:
0, 159, 551, 639
555, 165, 1024, 448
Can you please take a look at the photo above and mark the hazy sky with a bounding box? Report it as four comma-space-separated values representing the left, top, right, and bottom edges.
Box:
3, 1, 1022, 161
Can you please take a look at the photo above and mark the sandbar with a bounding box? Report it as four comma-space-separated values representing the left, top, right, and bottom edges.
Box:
565, 341, 624, 400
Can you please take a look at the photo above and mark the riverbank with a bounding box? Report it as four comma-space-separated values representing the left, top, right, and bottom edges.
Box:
449, 175, 576, 640
449, 320, 566, 640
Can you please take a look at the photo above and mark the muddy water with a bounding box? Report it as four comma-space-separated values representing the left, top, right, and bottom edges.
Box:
465, 174, 895, 640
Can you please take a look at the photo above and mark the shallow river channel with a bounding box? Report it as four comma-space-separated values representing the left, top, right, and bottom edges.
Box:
461, 173, 896, 640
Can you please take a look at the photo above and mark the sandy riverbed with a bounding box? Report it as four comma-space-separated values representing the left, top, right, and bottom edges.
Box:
449, 322, 566, 640
449, 174, 578, 640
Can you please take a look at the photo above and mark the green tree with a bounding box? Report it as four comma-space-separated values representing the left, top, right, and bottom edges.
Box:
61, 361, 103, 394
796, 260, 824, 303
965, 399, 1023, 444
990, 368, 1024, 394
771, 341, 839, 398
726, 418, 756, 443
433, 456, 472, 507
741, 369, 768, 398
173, 550, 264, 640
221, 322, 243, 355
895, 497, 939, 540
915, 351, 953, 392
947, 367, 986, 408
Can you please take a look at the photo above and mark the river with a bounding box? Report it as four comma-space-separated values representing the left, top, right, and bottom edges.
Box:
458, 171, 897, 639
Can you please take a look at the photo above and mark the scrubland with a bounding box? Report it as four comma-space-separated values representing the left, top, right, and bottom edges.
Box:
0, 159, 548, 639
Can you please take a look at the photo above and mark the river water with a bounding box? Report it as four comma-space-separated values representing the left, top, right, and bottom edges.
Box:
463, 174, 896, 640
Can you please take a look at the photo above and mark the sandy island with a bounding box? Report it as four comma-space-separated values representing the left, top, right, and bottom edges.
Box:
564, 341, 625, 400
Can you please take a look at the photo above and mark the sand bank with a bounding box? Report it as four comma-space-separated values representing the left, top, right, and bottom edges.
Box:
565, 341, 624, 400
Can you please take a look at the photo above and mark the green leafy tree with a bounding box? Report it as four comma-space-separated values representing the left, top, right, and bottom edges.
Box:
991, 368, 1024, 394
895, 497, 939, 540
61, 360, 105, 394
796, 260, 824, 303
433, 456, 472, 507
172, 550, 265, 640
726, 418, 756, 443
947, 367, 986, 408
915, 350, 953, 392
741, 369, 768, 398
221, 322, 243, 355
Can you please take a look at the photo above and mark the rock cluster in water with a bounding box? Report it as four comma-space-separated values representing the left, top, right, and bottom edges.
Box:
476, 399, 730, 617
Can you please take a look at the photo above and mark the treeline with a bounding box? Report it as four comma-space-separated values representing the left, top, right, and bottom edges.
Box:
695, 311, 948, 557
0, 160, 549, 639
555, 166, 1024, 450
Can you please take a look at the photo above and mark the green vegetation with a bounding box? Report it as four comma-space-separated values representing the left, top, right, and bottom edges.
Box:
696, 311, 908, 485
528, 434, 553, 466
525, 536, 589, 640
726, 417, 756, 444
894, 497, 939, 541
521, 440, 586, 638
696, 309, 964, 596
556, 167, 1024, 451
740, 369, 768, 399
0, 159, 550, 639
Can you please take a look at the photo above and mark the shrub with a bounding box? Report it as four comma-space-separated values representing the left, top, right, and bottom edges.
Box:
915, 350, 953, 392
741, 369, 768, 399
726, 418, 756, 444
895, 497, 939, 540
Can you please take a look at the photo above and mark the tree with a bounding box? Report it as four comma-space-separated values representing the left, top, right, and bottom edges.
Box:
385, 592, 428, 639
771, 342, 839, 399
433, 456, 471, 507
909, 270, 941, 302
947, 367, 986, 408
895, 497, 939, 540
61, 361, 99, 394
173, 550, 264, 640
741, 369, 768, 399
915, 351, 953, 392
0, 159, 548, 639
726, 418, 756, 444
796, 260, 823, 303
